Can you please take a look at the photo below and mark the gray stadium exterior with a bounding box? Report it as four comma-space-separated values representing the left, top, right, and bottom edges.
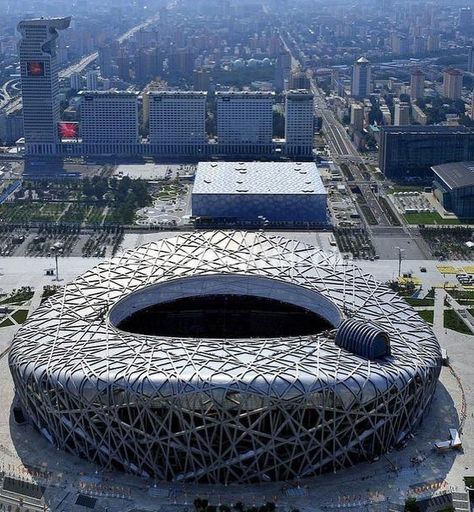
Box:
9, 232, 441, 484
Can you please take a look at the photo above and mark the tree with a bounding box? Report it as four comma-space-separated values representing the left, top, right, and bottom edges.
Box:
404, 497, 420, 512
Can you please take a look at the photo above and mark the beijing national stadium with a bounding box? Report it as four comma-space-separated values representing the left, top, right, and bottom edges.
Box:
9, 231, 441, 484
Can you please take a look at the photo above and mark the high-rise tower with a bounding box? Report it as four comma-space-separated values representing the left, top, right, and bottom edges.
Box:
285, 89, 314, 157
410, 69, 425, 102
17, 17, 71, 155
351, 57, 371, 99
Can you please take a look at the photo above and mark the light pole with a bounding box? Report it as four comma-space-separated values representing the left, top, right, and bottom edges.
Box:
395, 246, 405, 278
51, 242, 63, 282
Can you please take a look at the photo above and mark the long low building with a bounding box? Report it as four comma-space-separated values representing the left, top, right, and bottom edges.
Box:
379, 126, 474, 180
192, 161, 328, 226
432, 161, 474, 218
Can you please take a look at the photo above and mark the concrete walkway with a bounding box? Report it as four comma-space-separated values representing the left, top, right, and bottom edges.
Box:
433, 288, 446, 333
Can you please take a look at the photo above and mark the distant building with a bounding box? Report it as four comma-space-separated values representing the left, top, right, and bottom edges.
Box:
193, 69, 211, 91
98, 44, 114, 79
391, 33, 409, 56
351, 57, 371, 99
443, 69, 463, 100
412, 105, 427, 125
275, 50, 292, 91
216, 91, 274, 154
350, 103, 364, 131
410, 69, 425, 101
79, 91, 139, 154
168, 47, 196, 77
331, 69, 344, 96
427, 34, 440, 53
0, 112, 23, 144
70, 72, 81, 92
468, 47, 474, 74
17, 16, 71, 155
379, 126, 474, 180
148, 91, 207, 154
289, 70, 310, 90
394, 101, 410, 126
284, 89, 314, 157
192, 161, 328, 225
380, 104, 392, 125
85, 70, 98, 91
433, 161, 474, 218
459, 7, 473, 29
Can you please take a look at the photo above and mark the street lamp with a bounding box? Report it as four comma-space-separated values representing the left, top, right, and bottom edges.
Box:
394, 246, 405, 278
51, 242, 63, 282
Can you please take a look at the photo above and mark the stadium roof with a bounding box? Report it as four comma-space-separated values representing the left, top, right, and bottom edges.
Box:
193, 161, 326, 195
432, 161, 474, 190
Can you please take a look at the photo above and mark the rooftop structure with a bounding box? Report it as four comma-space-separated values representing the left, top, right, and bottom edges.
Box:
192, 161, 327, 224
193, 161, 324, 195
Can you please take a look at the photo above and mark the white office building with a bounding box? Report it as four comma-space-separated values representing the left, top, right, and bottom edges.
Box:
79, 91, 139, 155
17, 17, 71, 155
216, 91, 274, 154
148, 91, 207, 154
284, 90, 314, 157
351, 57, 371, 99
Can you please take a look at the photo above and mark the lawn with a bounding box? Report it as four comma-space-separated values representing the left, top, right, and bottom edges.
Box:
0, 289, 34, 305
444, 309, 472, 335
12, 309, 28, 324
359, 205, 378, 226
418, 310, 434, 324
404, 212, 460, 225
405, 297, 435, 307
0, 317, 13, 327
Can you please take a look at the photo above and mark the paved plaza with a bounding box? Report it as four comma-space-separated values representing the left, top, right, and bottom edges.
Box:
0, 230, 472, 511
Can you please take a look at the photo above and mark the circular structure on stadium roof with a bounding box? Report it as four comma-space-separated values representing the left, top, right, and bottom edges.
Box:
9, 231, 441, 484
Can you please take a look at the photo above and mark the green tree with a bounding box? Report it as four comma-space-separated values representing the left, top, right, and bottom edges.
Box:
404, 497, 420, 512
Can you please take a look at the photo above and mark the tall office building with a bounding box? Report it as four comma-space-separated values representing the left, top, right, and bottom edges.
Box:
275, 50, 292, 91
86, 70, 99, 91
216, 91, 274, 153
285, 90, 314, 157
149, 91, 207, 153
410, 69, 425, 101
443, 69, 463, 100
468, 47, 474, 74
79, 91, 139, 154
17, 17, 71, 155
394, 101, 410, 126
379, 126, 474, 180
351, 57, 371, 99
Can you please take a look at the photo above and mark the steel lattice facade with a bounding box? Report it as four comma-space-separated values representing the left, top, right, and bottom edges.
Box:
9, 231, 441, 484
